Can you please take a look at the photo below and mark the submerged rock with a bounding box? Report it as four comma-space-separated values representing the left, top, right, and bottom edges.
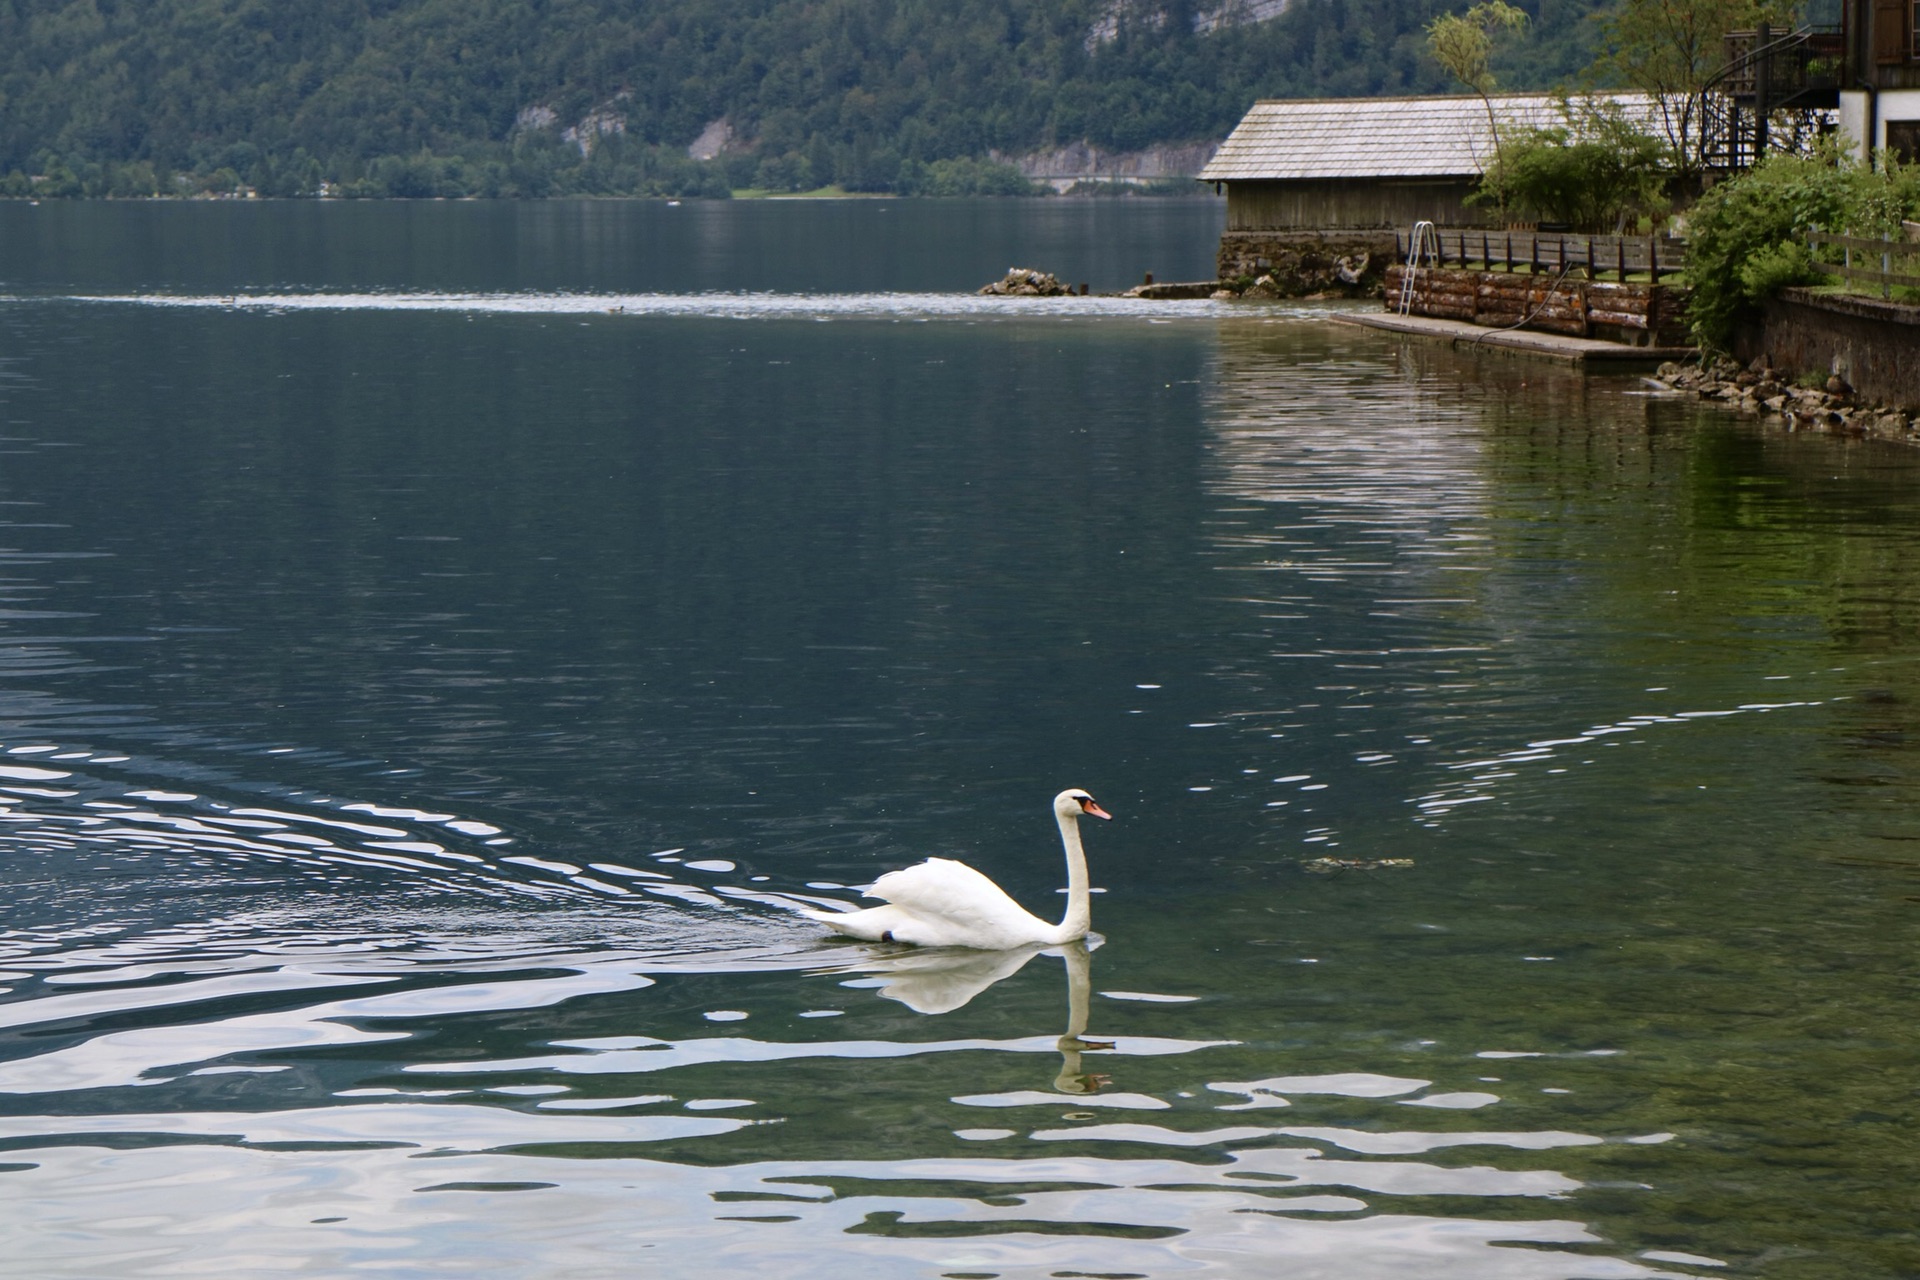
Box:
1303, 857, 1415, 874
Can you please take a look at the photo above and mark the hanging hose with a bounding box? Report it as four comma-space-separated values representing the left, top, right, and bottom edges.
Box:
1468, 258, 1580, 347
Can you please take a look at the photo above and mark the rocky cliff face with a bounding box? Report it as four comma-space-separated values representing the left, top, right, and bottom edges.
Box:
1084, 0, 1291, 49
1002, 140, 1220, 191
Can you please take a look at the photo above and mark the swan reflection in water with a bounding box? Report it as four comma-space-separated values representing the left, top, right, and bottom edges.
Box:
813, 938, 1115, 1095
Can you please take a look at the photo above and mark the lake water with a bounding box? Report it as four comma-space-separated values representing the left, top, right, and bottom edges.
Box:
0, 198, 1915, 1280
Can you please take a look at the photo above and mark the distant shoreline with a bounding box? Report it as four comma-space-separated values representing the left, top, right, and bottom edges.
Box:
0, 188, 1224, 204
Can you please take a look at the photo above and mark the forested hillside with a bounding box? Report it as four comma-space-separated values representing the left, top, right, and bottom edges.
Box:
0, 0, 1613, 197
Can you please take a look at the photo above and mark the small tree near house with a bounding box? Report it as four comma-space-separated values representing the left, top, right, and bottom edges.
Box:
1426, 1, 1531, 173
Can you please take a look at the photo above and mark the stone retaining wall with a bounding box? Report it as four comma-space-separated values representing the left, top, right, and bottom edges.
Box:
1742, 289, 1920, 411
1217, 230, 1396, 295
1383, 264, 1691, 347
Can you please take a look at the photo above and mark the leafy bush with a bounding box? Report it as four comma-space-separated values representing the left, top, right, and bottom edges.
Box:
1684, 144, 1920, 348
1735, 240, 1819, 298
1476, 102, 1670, 231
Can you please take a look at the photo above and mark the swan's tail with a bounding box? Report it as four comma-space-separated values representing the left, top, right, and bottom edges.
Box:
796, 903, 898, 941
792, 902, 856, 926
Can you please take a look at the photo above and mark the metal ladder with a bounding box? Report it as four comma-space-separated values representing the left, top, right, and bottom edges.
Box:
1399, 221, 1439, 316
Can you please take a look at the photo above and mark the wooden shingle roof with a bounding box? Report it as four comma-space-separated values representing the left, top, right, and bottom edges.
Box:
1198, 93, 1662, 182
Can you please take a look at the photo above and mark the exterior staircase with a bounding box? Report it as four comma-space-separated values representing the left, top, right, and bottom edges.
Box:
1698, 24, 1846, 171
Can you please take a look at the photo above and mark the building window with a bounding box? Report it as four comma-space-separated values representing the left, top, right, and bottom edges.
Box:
1889, 120, 1920, 164
1877, 0, 1910, 63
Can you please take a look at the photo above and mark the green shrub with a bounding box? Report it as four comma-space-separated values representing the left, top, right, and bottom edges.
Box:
1736, 240, 1820, 297
1474, 100, 1670, 231
1685, 143, 1920, 348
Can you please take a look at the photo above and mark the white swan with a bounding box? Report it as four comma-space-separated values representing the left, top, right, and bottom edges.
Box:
805, 789, 1112, 949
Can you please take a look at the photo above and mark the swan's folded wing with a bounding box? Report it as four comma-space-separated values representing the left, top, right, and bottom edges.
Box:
867, 857, 1007, 908
865, 857, 1046, 948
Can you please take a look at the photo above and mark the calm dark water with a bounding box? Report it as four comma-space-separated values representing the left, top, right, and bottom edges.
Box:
0, 200, 1915, 1279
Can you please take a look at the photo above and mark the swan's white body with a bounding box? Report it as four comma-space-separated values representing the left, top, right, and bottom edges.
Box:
805, 789, 1110, 950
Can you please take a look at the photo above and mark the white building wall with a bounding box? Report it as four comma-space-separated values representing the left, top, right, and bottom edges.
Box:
1838, 89, 1920, 163
1839, 91, 1871, 163
1878, 89, 1920, 149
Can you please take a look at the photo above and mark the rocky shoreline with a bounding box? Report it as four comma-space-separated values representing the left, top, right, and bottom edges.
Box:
976, 264, 1367, 301
971, 272, 1920, 448
975, 266, 1226, 299
1654, 356, 1919, 444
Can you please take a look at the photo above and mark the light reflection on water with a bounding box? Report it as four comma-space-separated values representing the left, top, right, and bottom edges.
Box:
2, 229, 1918, 1276
0, 735, 1698, 1279
7, 740, 1704, 1280
1, 899, 1679, 1280
9, 1146, 1649, 1280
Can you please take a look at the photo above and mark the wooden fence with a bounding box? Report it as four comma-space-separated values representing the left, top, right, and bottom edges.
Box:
1393, 228, 1686, 283
1807, 231, 1920, 301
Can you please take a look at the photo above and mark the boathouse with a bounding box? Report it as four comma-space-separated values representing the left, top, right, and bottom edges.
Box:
1199, 93, 1666, 229
1198, 93, 1659, 282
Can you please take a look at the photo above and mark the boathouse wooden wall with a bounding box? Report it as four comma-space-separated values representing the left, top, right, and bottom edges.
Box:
1225, 178, 1483, 231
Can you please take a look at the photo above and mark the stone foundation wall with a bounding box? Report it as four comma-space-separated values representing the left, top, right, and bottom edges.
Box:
1383, 265, 1691, 346
1217, 230, 1396, 296
1743, 289, 1920, 411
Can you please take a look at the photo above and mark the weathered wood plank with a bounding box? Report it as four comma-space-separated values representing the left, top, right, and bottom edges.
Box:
1808, 231, 1920, 254
1817, 263, 1920, 288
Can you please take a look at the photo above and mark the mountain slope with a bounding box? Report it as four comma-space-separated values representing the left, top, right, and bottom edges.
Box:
0, 0, 1615, 196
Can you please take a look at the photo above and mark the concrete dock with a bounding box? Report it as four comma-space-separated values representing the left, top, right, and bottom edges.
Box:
1335, 311, 1695, 367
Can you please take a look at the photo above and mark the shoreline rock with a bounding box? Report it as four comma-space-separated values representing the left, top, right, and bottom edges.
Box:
1124, 279, 1222, 299
979, 267, 1074, 296
1654, 356, 1918, 445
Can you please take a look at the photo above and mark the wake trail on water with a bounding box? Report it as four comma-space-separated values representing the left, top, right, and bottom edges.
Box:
0, 737, 838, 975
29, 290, 1345, 322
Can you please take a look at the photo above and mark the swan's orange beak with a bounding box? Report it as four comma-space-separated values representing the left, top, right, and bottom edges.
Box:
1081, 800, 1112, 820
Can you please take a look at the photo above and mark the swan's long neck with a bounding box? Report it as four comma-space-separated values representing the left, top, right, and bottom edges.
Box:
1048, 811, 1092, 944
